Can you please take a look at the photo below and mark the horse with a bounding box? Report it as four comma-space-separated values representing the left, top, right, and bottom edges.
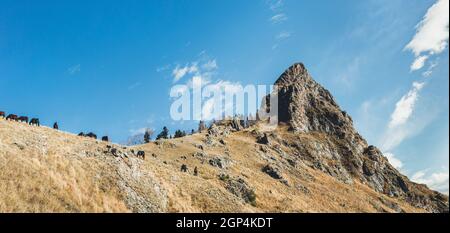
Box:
29, 118, 40, 126
53, 122, 59, 130
6, 114, 18, 121
137, 151, 145, 160
101, 136, 109, 142
86, 132, 97, 139
0, 111, 5, 118
18, 116, 29, 123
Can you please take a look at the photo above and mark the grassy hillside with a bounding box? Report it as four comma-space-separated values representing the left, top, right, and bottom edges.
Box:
0, 119, 426, 212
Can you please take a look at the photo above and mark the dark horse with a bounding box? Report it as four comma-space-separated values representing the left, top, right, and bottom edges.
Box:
6, 114, 18, 121
0, 111, 5, 118
29, 118, 40, 126
86, 132, 97, 139
53, 122, 59, 130
101, 136, 109, 142
18, 116, 29, 123
137, 151, 145, 160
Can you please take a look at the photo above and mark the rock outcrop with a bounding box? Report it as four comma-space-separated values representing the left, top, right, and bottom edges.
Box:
262, 63, 448, 213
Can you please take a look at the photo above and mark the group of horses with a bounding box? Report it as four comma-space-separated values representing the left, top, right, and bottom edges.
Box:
78, 132, 109, 142
1, 111, 40, 126
1, 110, 108, 142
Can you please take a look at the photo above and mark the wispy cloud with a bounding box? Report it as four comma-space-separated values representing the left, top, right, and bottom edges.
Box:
405, 0, 449, 71
384, 152, 403, 170
411, 170, 449, 194
68, 64, 81, 75
172, 63, 199, 83
270, 13, 287, 24
388, 82, 425, 129
202, 59, 218, 71
276, 31, 291, 40
422, 58, 439, 77
268, 0, 284, 11
410, 55, 429, 71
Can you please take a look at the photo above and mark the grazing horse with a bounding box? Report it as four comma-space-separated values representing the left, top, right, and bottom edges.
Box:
0, 111, 5, 118
137, 151, 145, 160
101, 136, 109, 142
78, 132, 85, 136
53, 122, 59, 130
180, 164, 188, 172
86, 132, 97, 139
18, 116, 29, 123
6, 114, 18, 121
29, 118, 40, 126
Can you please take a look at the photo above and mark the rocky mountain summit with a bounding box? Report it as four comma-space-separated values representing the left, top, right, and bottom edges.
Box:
0, 63, 447, 213
262, 63, 448, 212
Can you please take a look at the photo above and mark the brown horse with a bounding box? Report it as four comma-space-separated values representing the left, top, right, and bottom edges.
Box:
137, 151, 145, 160
6, 114, 18, 121
86, 132, 97, 139
18, 116, 29, 123
0, 111, 5, 118
29, 118, 40, 126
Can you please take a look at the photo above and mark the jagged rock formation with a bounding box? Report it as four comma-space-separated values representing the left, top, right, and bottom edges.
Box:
262, 63, 448, 212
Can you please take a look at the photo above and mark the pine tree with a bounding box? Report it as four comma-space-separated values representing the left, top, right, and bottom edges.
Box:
156, 126, 169, 140
144, 128, 153, 143
174, 129, 187, 138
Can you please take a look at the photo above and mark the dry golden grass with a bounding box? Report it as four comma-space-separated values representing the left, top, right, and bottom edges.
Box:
0, 119, 425, 213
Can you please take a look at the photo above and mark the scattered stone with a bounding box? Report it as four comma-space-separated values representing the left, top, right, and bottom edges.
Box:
111, 148, 118, 156
224, 177, 257, 206
209, 156, 231, 169
13, 142, 25, 150
296, 184, 310, 194
257, 133, 270, 145
262, 164, 283, 179
193, 167, 198, 176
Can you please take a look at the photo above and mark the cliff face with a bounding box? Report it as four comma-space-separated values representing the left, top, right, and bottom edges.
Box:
263, 63, 448, 212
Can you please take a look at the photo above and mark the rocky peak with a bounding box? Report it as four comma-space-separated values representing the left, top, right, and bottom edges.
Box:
270, 63, 355, 138
261, 62, 449, 213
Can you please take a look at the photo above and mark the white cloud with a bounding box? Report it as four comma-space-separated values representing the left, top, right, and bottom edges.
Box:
270, 13, 287, 24
384, 152, 403, 169
202, 59, 218, 71
276, 31, 291, 40
129, 127, 150, 136
172, 63, 198, 83
268, 0, 284, 11
422, 59, 439, 77
388, 81, 425, 129
405, 0, 449, 71
411, 170, 449, 194
380, 81, 440, 151
410, 55, 429, 71
68, 64, 81, 75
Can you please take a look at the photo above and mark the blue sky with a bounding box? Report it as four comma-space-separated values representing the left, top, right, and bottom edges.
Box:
0, 0, 448, 193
